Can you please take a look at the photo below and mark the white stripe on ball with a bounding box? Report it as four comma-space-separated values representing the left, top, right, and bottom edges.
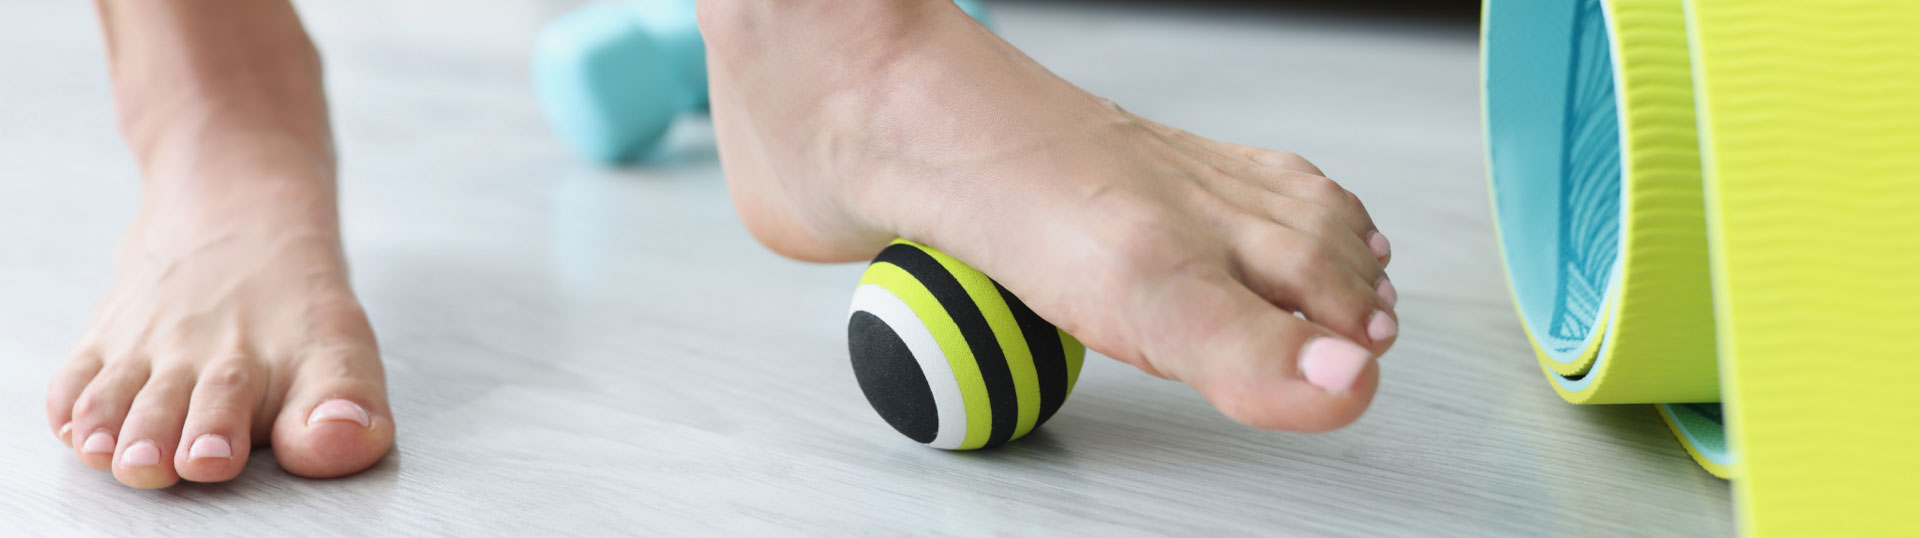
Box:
850, 284, 970, 449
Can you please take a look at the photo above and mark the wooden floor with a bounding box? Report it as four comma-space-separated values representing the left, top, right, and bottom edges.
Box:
0, 1, 1733, 536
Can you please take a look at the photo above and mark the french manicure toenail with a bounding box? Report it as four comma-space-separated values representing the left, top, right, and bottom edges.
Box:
121, 441, 160, 467
307, 399, 371, 428
1368, 310, 1398, 342
189, 435, 233, 460
1368, 231, 1391, 259
1300, 337, 1372, 394
1377, 278, 1398, 307
82, 430, 116, 454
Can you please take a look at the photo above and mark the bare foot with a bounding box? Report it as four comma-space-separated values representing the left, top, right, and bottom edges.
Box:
701, 0, 1397, 432
44, 166, 394, 488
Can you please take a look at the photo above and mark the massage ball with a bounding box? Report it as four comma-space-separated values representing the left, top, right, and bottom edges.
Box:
847, 240, 1084, 450
533, 0, 997, 164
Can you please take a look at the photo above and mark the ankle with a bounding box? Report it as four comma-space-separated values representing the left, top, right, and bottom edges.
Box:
139, 124, 334, 189
131, 156, 342, 258
114, 67, 336, 191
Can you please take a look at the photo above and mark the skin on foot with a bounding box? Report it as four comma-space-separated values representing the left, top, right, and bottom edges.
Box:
44, 176, 394, 488
700, 0, 1398, 432
64, 0, 393, 488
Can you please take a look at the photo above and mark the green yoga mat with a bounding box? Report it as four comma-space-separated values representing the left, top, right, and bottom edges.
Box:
1482, 0, 1920, 535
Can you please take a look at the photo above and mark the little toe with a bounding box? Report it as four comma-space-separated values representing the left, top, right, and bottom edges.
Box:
270, 348, 394, 478
1368, 230, 1392, 267
175, 359, 267, 483
68, 360, 150, 470
112, 367, 194, 489
46, 352, 103, 446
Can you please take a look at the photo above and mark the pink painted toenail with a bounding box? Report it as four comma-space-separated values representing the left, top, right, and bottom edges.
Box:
1300, 337, 1371, 394
1377, 278, 1398, 307
188, 435, 233, 460
121, 441, 160, 466
307, 399, 371, 428
1368, 231, 1391, 259
1368, 310, 1398, 342
82, 430, 115, 454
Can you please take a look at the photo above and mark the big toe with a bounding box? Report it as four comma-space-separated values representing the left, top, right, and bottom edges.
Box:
269, 349, 394, 478
1147, 273, 1379, 433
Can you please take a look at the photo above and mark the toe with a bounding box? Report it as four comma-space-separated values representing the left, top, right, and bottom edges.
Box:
68, 360, 151, 470
175, 358, 267, 483
1200, 151, 1389, 270
1235, 225, 1396, 349
1146, 272, 1377, 432
270, 347, 394, 478
112, 366, 194, 489
1248, 195, 1383, 282
1368, 230, 1392, 268
1376, 276, 1398, 308
1244, 169, 1387, 266
1280, 173, 1379, 244
46, 351, 103, 446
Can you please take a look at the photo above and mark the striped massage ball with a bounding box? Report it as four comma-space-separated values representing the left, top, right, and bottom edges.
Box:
847, 240, 1085, 450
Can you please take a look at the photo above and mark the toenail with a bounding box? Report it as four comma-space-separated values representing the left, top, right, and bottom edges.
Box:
188, 435, 233, 460
1377, 278, 1398, 307
82, 430, 116, 454
57, 422, 72, 441
307, 399, 371, 429
121, 441, 160, 467
1368, 310, 1398, 342
1300, 337, 1371, 394
1367, 231, 1391, 259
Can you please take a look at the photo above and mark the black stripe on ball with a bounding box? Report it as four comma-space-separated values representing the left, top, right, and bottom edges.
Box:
873, 243, 1021, 448
996, 281, 1070, 429
848, 311, 939, 444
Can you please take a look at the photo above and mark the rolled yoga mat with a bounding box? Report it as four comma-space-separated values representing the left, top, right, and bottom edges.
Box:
1483, 0, 1920, 535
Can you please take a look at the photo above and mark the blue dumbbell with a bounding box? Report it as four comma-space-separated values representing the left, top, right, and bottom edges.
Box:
955, 0, 994, 28
534, 0, 994, 165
